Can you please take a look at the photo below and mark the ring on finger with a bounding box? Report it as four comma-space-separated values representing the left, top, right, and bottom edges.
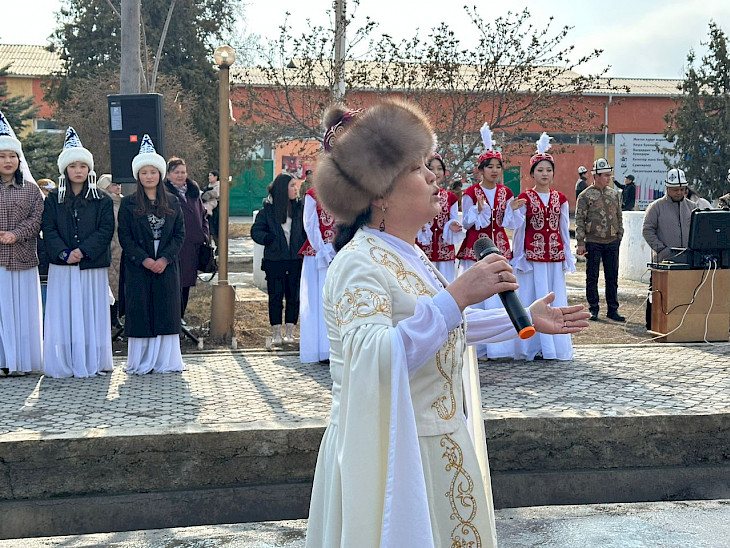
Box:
498, 272, 504, 283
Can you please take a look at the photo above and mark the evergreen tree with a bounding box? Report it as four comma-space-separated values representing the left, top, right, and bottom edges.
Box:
0, 67, 60, 179
664, 21, 730, 199
49, 0, 239, 167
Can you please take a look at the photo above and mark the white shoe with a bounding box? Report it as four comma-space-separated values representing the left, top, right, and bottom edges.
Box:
284, 323, 296, 343
272, 325, 283, 345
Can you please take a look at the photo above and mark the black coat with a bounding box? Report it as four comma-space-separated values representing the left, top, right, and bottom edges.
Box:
117, 193, 185, 338
164, 179, 209, 287
42, 190, 114, 269
251, 197, 306, 269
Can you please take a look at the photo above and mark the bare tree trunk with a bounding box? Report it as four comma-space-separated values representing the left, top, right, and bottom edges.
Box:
333, 0, 346, 102
150, 0, 177, 93
120, 0, 141, 93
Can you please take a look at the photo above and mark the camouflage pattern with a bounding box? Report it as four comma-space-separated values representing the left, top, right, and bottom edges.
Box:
718, 192, 730, 209
575, 185, 623, 245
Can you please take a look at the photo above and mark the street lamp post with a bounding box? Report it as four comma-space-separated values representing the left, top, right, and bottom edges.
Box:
211, 45, 236, 341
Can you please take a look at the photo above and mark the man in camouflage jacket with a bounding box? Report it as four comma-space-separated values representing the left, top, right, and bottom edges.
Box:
575, 158, 625, 322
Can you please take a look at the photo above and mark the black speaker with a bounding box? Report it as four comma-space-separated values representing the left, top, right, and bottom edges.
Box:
107, 93, 165, 184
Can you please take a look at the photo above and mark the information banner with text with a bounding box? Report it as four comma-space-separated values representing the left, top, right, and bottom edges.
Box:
614, 134, 673, 210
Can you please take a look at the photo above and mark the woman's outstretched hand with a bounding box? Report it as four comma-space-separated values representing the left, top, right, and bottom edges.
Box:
529, 292, 590, 334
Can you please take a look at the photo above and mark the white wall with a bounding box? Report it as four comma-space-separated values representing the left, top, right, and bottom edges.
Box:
619, 211, 653, 282
252, 210, 266, 290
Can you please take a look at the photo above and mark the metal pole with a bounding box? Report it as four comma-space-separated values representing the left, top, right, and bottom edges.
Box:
210, 62, 235, 340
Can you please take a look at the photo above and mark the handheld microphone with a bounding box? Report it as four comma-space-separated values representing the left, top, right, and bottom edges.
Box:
473, 238, 536, 340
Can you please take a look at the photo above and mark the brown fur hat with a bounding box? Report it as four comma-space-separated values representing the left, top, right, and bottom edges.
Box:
313, 99, 436, 225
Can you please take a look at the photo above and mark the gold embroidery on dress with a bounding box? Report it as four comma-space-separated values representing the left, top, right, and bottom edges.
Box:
335, 288, 392, 326
366, 237, 434, 296
432, 331, 459, 420
441, 434, 482, 548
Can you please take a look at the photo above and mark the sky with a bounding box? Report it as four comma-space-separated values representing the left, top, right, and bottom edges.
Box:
3, 0, 730, 79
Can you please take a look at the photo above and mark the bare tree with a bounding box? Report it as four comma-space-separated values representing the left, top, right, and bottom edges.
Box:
237, 6, 622, 173
53, 72, 207, 180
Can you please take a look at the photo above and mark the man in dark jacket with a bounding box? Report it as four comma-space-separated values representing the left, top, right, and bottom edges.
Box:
615, 174, 637, 211
575, 165, 589, 201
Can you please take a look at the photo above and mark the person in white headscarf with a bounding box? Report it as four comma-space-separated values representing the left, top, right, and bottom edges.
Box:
42, 127, 114, 378
0, 110, 43, 377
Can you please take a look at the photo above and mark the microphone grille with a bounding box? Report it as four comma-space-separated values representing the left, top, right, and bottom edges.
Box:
473, 237, 498, 259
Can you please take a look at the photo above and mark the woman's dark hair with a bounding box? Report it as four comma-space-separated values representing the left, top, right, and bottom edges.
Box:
427, 156, 446, 173
134, 171, 175, 217
333, 208, 372, 252
209, 170, 219, 179
687, 187, 700, 200
61, 167, 92, 207
167, 156, 186, 174
268, 173, 295, 224
478, 156, 503, 171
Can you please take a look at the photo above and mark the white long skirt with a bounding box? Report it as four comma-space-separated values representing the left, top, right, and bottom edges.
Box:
126, 335, 184, 375
0, 266, 43, 373
459, 259, 515, 359
299, 256, 329, 363
43, 264, 113, 378
432, 260, 457, 284
513, 261, 573, 360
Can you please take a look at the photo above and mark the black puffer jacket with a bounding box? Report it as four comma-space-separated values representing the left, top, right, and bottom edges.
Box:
42, 190, 114, 269
251, 196, 305, 267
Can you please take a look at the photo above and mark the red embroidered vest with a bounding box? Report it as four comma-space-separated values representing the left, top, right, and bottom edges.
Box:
299, 188, 336, 256
457, 184, 513, 261
521, 188, 567, 262
416, 189, 458, 262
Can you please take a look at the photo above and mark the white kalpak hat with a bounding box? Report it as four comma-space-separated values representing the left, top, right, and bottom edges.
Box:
57, 127, 98, 202
131, 134, 167, 180
665, 168, 688, 187
0, 109, 35, 185
591, 158, 612, 174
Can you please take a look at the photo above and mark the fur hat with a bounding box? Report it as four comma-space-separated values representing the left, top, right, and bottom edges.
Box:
0, 110, 22, 156
132, 134, 167, 180
313, 100, 436, 225
665, 168, 688, 187
57, 127, 98, 202
96, 174, 113, 190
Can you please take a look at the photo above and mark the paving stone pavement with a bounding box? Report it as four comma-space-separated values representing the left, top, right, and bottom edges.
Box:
1, 343, 729, 441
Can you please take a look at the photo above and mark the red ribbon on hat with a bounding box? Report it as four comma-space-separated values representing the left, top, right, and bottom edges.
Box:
530, 152, 554, 167
478, 149, 503, 164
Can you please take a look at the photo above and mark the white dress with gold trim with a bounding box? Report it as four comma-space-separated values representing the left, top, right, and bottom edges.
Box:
306, 228, 519, 548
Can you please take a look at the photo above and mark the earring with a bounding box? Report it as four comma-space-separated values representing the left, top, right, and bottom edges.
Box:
379, 205, 386, 232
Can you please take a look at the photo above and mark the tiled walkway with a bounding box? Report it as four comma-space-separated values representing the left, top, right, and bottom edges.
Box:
2, 343, 729, 441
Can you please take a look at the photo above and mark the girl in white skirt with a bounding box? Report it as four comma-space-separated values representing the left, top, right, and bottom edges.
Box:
502, 133, 576, 360
0, 110, 44, 377
118, 135, 185, 374
42, 127, 114, 378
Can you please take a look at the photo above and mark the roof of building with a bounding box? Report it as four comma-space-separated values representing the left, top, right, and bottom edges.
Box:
233, 60, 684, 97
0, 44, 65, 77
0, 44, 683, 96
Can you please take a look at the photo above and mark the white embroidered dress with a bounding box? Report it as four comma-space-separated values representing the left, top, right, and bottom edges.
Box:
459, 186, 515, 359
306, 228, 521, 547
299, 194, 336, 362
502, 191, 575, 360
